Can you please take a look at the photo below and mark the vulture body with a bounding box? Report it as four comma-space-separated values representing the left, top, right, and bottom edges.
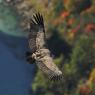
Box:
26, 13, 63, 81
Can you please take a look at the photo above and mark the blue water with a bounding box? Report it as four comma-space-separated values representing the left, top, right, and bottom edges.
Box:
0, 31, 35, 95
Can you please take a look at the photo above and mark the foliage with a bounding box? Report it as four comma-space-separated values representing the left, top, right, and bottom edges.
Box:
31, 0, 95, 95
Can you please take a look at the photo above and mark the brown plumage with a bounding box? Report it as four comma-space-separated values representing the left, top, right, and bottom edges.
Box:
27, 13, 63, 81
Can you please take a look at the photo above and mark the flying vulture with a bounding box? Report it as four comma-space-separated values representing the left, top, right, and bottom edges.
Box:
26, 13, 63, 81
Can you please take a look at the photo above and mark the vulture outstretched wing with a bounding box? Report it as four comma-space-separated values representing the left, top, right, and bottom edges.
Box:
28, 13, 45, 53
27, 13, 63, 81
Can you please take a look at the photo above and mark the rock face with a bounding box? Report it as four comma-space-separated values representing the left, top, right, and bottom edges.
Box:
0, 2, 29, 37
2, 0, 34, 32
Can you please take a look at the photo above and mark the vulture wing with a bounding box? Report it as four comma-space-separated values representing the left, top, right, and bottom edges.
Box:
28, 13, 45, 53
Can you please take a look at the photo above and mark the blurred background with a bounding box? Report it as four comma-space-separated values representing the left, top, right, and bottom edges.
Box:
0, 0, 95, 95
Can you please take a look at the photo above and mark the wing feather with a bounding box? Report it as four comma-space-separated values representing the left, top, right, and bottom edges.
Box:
36, 60, 63, 81
28, 13, 45, 53
35, 49, 63, 81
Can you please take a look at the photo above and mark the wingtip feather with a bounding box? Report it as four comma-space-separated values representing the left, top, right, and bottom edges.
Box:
33, 12, 44, 27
